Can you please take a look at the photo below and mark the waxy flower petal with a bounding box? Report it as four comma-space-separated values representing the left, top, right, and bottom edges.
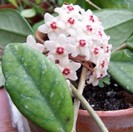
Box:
26, 35, 44, 52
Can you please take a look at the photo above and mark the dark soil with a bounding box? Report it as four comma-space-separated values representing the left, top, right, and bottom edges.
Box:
80, 79, 133, 111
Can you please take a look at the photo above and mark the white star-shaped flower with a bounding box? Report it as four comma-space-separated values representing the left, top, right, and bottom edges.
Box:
26, 35, 44, 52
57, 61, 81, 81
45, 34, 76, 65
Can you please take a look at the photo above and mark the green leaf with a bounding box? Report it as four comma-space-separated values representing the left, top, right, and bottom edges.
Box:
0, 63, 5, 88
21, 8, 36, 18
57, 0, 65, 5
32, 20, 44, 32
127, 35, 133, 51
0, 9, 33, 49
90, 0, 133, 11
2, 43, 74, 132
65, 0, 77, 4
109, 49, 133, 93
75, 0, 89, 10
98, 81, 104, 88
98, 76, 110, 88
95, 10, 133, 50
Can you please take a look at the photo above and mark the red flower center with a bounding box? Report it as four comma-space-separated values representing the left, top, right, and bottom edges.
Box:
90, 15, 94, 22
101, 60, 105, 68
68, 17, 75, 25
67, 5, 74, 11
97, 74, 103, 79
86, 25, 93, 32
56, 47, 64, 55
98, 31, 102, 37
79, 39, 86, 47
62, 68, 70, 75
106, 46, 109, 53
93, 48, 99, 55
50, 22, 57, 30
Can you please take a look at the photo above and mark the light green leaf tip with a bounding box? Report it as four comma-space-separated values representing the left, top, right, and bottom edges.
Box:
21, 8, 36, 18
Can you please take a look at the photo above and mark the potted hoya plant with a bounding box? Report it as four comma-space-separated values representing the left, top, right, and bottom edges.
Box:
33, 4, 133, 131
0, 1, 133, 132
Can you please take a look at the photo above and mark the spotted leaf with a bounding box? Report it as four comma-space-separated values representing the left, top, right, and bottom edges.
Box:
2, 43, 74, 132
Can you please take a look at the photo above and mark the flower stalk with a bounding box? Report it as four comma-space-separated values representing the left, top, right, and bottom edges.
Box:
70, 84, 108, 132
72, 67, 87, 132
111, 43, 127, 54
86, 0, 102, 10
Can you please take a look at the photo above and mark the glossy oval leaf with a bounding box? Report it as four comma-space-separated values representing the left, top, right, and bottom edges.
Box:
109, 49, 133, 93
95, 10, 133, 50
89, 0, 133, 11
103, 0, 133, 11
2, 43, 74, 132
0, 9, 33, 49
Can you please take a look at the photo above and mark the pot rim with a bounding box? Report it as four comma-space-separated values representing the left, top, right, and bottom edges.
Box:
79, 107, 133, 117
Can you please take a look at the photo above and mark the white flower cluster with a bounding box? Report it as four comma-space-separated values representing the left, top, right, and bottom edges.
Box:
26, 4, 112, 86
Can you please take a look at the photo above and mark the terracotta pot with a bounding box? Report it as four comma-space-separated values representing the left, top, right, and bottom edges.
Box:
0, 88, 18, 132
76, 109, 133, 132
28, 120, 47, 132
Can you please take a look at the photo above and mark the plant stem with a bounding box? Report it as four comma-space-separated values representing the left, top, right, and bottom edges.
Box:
71, 84, 108, 132
72, 67, 87, 132
111, 43, 127, 54
85, 0, 102, 10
